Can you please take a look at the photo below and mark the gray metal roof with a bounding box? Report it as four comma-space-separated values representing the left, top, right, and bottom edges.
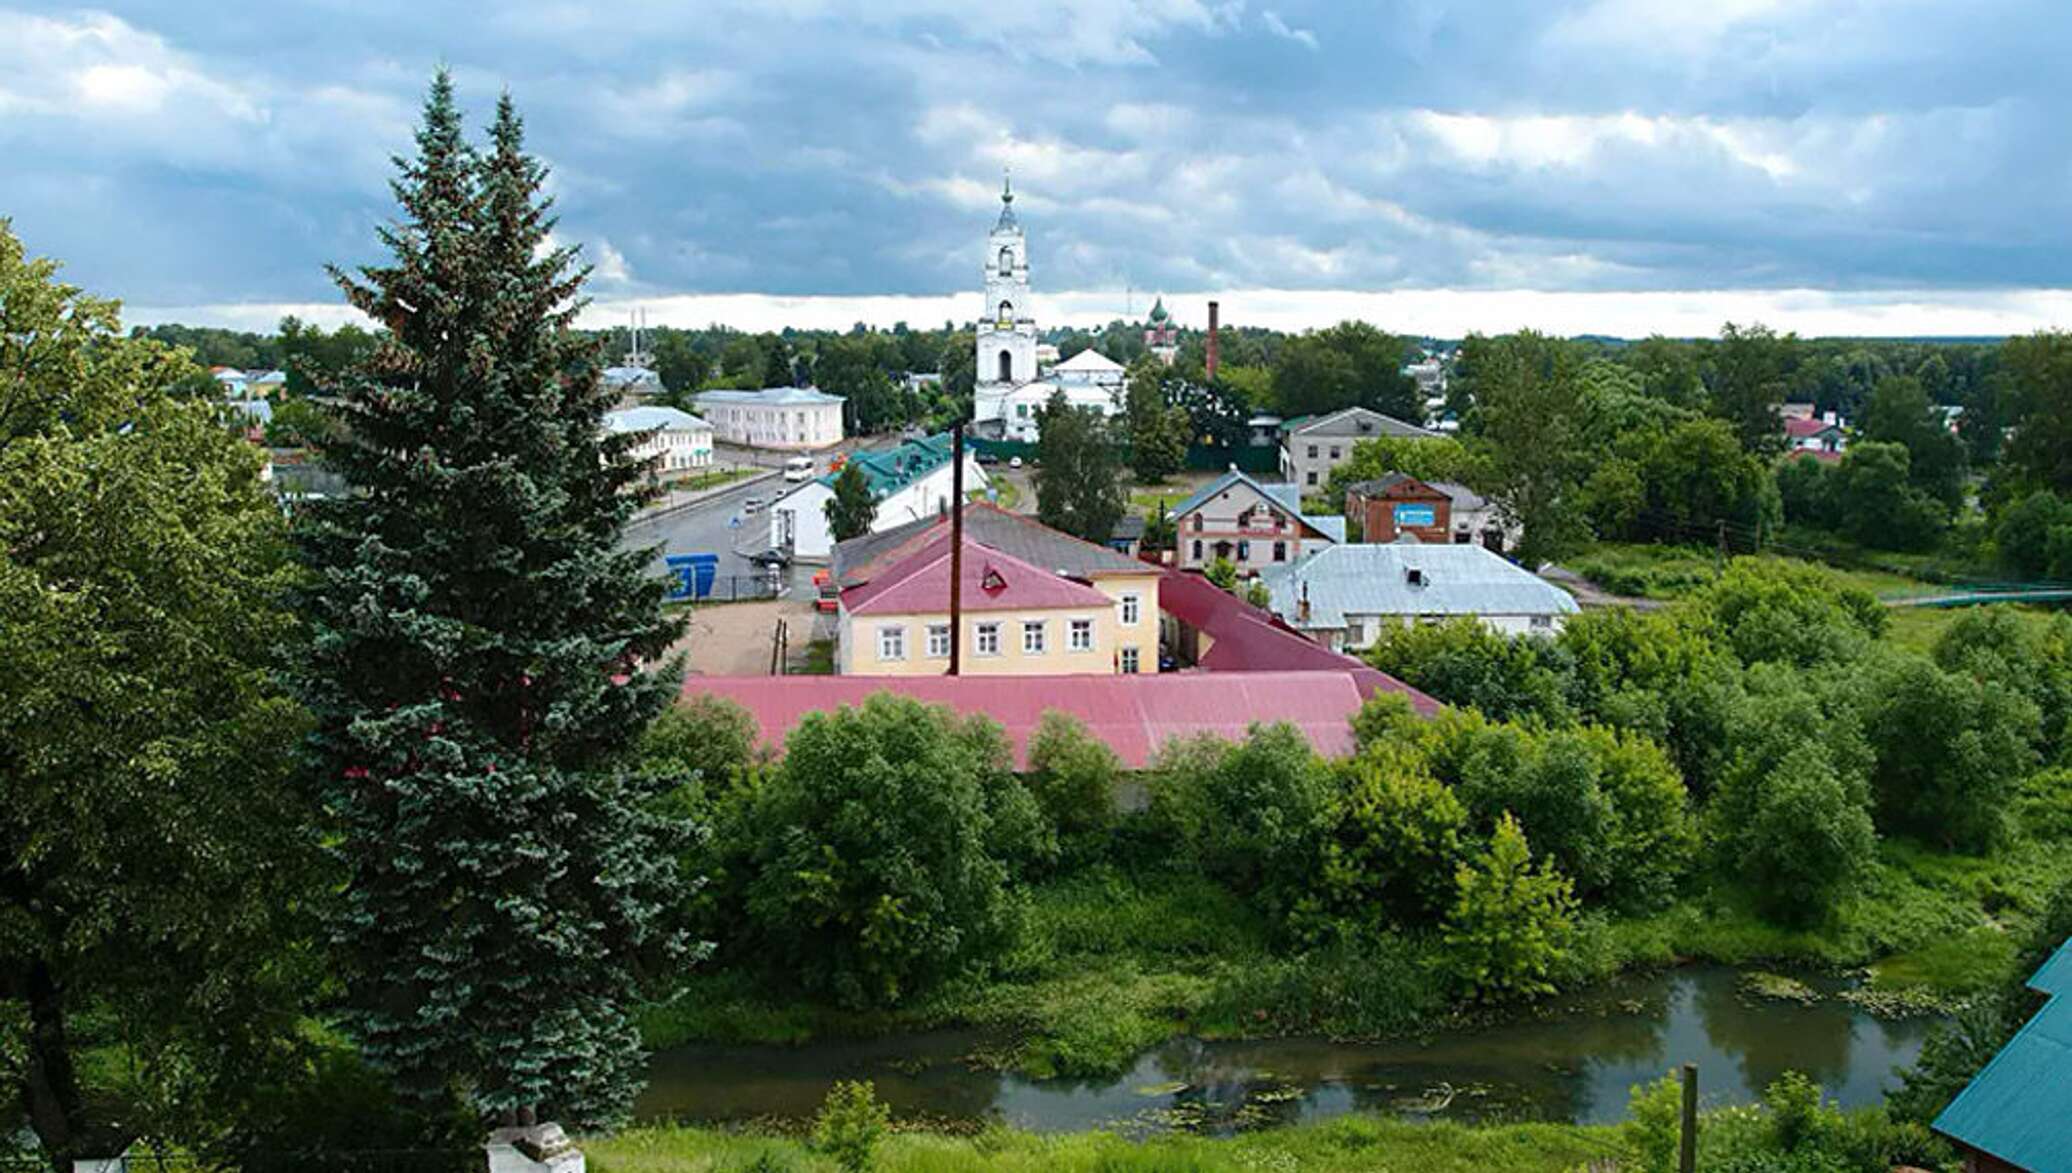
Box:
1287, 406, 1440, 440
1261, 542, 1577, 629
832, 503, 1158, 588
604, 406, 710, 433
694, 386, 844, 406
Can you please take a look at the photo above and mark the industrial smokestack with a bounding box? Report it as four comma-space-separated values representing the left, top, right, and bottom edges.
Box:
1206, 300, 1220, 382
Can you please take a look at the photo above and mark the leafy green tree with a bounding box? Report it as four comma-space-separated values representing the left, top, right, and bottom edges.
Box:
1322, 434, 1488, 506
641, 693, 767, 788
1693, 558, 1885, 668
738, 695, 1035, 1006
1624, 335, 1706, 407
816, 335, 903, 434
1933, 607, 2072, 758
825, 461, 878, 541
1123, 358, 1188, 483
1148, 725, 1332, 913
650, 328, 711, 393
1470, 331, 1593, 566
2001, 329, 2072, 493
1024, 711, 1121, 858
1830, 441, 1948, 551
1638, 417, 1781, 541
1857, 653, 2038, 852
1363, 617, 1576, 725
1708, 322, 1795, 456
1860, 374, 1967, 509
1775, 452, 1835, 527
294, 78, 693, 1127
1439, 813, 1578, 1002
1992, 490, 2069, 579
0, 223, 321, 1166
1579, 456, 1647, 541
1272, 321, 1418, 419
1033, 390, 1128, 544
1203, 556, 1238, 590
1311, 745, 1471, 930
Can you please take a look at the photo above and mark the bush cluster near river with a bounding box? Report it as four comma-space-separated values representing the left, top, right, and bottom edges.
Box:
590, 1067, 1953, 1172
638, 557, 2072, 1096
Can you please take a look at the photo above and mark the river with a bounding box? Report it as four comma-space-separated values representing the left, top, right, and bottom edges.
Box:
634, 967, 1940, 1134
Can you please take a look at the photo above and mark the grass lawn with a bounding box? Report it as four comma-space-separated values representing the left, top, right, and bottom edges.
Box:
670, 466, 754, 493
972, 476, 1020, 511
796, 639, 836, 675
1565, 541, 1947, 602
586, 1116, 1625, 1173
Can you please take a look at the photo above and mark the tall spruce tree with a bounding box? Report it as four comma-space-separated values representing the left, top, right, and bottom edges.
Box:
294, 75, 694, 1129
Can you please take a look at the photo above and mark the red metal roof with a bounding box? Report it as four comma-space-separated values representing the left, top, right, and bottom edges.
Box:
683, 671, 1388, 769
1784, 416, 1839, 438
1157, 569, 1440, 714
841, 531, 1116, 616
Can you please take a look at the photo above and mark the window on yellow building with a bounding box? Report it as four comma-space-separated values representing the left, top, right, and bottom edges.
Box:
975, 622, 1000, 656
1068, 618, 1093, 651
926, 624, 951, 658
1022, 621, 1046, 655
877, 625, 906, 661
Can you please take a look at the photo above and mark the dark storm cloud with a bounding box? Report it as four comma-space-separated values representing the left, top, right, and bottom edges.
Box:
1, 0, 2067, 312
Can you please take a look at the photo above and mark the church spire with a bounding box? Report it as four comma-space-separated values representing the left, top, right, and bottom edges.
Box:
995, 167, 1018, 231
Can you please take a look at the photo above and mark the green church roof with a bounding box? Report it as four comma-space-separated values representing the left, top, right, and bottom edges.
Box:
1148, 296, 1169, 322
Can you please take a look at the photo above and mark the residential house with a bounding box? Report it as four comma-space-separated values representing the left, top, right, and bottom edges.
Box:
1785, 413, 1847, 456
1279, 407, 1442, 490
770, 433, 986, 562
603, 405, 714, 474
1933, 935, 2072, 1172
1171, 468, 1345, 575
694, 386, 846, 450
831, 501, 1163, 676
1260, 541, 1579, 650
838, 532, 1157, 676
1345, 473, 1510, 550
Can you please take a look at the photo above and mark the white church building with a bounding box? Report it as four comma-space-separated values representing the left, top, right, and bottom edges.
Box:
970, 177, 1126, 443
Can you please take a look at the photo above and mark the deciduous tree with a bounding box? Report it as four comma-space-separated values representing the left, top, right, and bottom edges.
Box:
1033, 390, 1127, 544
825, 460, 877, 541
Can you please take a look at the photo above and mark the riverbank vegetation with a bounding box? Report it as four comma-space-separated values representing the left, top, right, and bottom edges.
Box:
589, 1066, 1948, 1173
636, 558, 2072, 1084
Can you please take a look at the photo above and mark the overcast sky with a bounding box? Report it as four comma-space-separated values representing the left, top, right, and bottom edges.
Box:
4, 1, 2069, 336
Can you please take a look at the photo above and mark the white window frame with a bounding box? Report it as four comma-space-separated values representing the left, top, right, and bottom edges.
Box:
1120, 646, 1141, 675
877, 624, 907, 661
975, 622, 1001, 656
926, 623, 952, 658
1120, 593, 1141, 626
1022, 620, 1047, 655
1068, 617, 1094, 652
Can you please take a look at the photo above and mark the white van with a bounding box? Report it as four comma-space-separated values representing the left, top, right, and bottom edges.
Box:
783, 456, 815, 482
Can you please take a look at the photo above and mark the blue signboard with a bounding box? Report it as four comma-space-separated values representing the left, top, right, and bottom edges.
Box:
1393, 503, 1438, 528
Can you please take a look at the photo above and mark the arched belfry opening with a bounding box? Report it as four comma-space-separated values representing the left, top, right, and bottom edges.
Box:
997, 350, 1014, 383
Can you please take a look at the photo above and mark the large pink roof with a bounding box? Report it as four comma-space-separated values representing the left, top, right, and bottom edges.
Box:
842, 532, 1116, 617
683, 671, 1389, 769
1784, 416, 1839, 438
1157, 569, 1440, 714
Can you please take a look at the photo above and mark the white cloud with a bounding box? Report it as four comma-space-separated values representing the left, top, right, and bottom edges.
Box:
1260, 10, 1319, 51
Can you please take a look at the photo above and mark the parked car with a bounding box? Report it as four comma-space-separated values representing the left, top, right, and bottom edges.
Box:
748, 548, 790, 568
743, 496, 764, 514
1008, 456, 1024, 469
975, 451, 1000, 466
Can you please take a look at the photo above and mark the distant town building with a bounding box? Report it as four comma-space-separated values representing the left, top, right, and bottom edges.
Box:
603, 405, 714, 473
1345, 473, 1509, 550
1144, 296, 1177, 365
768, 432, 984, 562
1279, 407, 1442, 490
1785, 413, 1847, 456
694, 386, 845, 450
969, 176, 1125, 442
1261, 541, 1579, 650
1170, 468, 1344, 574
831, 502, 1162, 677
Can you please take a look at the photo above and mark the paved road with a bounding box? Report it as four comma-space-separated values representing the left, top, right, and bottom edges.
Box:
623, 475, 805, 593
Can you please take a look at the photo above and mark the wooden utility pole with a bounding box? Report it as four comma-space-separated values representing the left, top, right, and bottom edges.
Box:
1679, 1062, 1698, 1173
949, 423, 964, 675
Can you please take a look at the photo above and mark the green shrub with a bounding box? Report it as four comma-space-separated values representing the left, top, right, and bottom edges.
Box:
1024, 711, 1121, 862
1438, 813, 1578, 1002
1858, 652, 2038, 852
1145, 723, 1331, 916
1621, 1071, 1684, 1173
812, 1080, 889, 1173
642, 693, 766, 786
1306, 743, 1470, 932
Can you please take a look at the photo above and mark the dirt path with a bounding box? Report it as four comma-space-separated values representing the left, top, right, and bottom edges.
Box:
667, 597, 821, 676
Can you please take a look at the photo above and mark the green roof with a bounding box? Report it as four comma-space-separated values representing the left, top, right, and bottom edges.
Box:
1933, 936, 2072, 1170
1148, 296, 1169, 322
822, 432, 957, 500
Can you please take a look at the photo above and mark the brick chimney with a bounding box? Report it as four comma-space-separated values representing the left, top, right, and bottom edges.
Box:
1206, 300, 1220, 382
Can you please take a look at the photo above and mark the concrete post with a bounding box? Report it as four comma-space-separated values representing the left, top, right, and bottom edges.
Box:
487, 1122, 585, 1173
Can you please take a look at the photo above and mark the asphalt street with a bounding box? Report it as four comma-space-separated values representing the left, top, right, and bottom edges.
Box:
622, 474, 802, 593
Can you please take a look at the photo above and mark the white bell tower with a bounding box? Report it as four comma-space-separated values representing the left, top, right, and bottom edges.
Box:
973, 173, 1038, 430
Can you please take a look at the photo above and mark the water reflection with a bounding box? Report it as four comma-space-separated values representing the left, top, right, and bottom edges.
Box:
634, 967, 1939, 1133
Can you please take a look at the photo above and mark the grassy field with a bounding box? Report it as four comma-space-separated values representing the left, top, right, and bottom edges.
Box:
586, 1115, 1626, 1173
